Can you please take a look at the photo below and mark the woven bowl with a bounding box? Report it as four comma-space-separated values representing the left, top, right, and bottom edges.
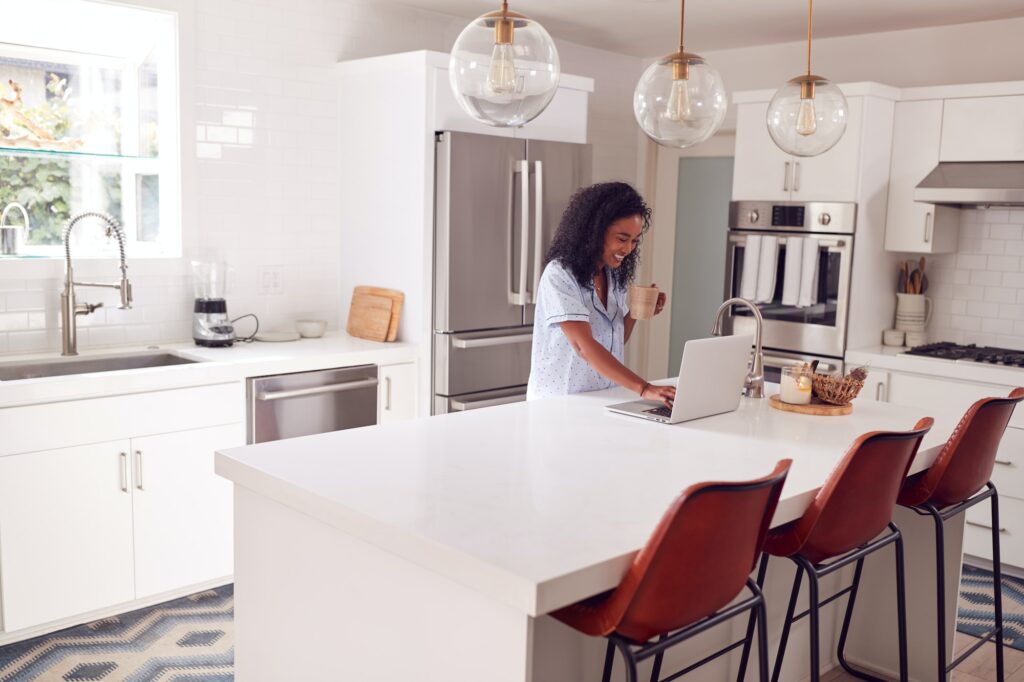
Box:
811, 373, 864, 406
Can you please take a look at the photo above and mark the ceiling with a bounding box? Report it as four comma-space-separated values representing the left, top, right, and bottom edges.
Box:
393, 0, 1024, 56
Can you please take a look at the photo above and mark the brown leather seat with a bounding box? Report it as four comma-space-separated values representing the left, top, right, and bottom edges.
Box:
738, 417, 933, 682
897, 388, 1024, 682
552, 460, 791, 682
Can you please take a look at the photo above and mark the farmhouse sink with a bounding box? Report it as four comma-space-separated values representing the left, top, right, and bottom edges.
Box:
0, 352, 202, 381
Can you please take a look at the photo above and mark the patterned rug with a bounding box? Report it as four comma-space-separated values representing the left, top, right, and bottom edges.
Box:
0, 585, 233, 681
958, 565, 1024, 651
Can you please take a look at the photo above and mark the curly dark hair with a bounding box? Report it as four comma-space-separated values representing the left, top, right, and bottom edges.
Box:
545, 182, 651, 291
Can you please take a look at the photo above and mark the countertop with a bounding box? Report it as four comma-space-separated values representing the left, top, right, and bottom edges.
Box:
847, 345, 1024, 387
0, 333, 417, 408
216, 382, 960, 617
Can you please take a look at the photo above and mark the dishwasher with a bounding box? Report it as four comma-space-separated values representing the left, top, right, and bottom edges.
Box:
246, 365, 378, 444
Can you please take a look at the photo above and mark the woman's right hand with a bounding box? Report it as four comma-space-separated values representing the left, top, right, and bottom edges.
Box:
642, 383, 676, 408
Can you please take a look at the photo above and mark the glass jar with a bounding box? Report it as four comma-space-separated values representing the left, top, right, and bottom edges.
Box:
779, 366, 813, 405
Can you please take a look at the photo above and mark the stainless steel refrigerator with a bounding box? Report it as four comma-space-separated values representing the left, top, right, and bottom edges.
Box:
433, 131, 592, 415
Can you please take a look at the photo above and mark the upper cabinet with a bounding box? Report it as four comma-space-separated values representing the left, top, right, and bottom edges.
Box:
940, 95, 1024, 161
884, 100, 959, 253
732, 96, 868, 203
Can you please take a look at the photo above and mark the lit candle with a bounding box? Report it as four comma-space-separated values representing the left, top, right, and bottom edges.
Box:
779, 369, 813, 405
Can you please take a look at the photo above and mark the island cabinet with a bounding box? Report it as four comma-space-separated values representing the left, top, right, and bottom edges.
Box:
867, 368, 1024, 568
883, 99, 959, 253
378, 362, 417, 424
0, 383, 243, 639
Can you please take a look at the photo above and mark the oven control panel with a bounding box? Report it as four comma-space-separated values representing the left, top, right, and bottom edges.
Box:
729, 201, 856, 234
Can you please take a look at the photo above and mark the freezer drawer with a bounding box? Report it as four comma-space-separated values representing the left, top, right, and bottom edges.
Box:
434, 386, 527, 416
433, 327, 532, 397
247, 365, 378, 444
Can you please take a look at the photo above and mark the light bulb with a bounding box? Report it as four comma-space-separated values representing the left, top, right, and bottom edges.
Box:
486, 42, 517, 96
796, 98, 817, 136
666, 79, 692, 121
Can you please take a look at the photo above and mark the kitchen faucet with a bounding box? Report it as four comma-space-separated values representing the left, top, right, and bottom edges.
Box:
711, 297, 765, 399
61, 212, 132, 356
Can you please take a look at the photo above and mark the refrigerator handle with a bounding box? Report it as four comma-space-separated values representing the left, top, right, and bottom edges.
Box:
508, 160, 530, 306
528, 160, 544, 304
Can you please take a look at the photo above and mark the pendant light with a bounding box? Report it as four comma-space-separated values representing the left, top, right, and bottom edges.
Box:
633, 0, 727, 148
449, 1, 560, 128
766, 0, 847, 157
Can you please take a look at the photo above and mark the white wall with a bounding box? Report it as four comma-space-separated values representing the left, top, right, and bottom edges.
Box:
0, 0, 642, 356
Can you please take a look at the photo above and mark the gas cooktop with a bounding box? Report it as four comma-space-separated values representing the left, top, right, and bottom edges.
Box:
903, 342, 1024, 368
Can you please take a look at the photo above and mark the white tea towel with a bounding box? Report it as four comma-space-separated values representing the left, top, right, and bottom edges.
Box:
797, 237, 819, 308
755, 235, 779, 303
739, 235, 761, 301
780, 237, 803, 306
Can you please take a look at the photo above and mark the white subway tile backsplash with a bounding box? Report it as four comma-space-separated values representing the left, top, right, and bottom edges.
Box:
971, 270, 1003, 286
983, 318, 1015, 335
985, 287, 1018, 304
956, 254, 987, 270
988, 255, 1021, 272
991, 224, 1024, 241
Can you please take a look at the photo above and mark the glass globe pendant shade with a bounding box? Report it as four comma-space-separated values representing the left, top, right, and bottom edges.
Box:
448, 6, 560, 128
766, 75, 848, 157
634, 53, 727, 148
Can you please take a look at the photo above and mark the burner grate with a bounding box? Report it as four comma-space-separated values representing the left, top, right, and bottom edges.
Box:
905, 342, 1024, 367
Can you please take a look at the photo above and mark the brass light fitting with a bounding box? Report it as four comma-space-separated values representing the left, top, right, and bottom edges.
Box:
484, 1, 524, 45
798, 0, 818, 100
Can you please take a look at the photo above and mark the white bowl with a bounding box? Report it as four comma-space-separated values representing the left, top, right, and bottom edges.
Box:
295, 319, 327, 338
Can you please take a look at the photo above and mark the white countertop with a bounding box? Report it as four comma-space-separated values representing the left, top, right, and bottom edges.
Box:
0, 333, 417, 408
847, 345, 1024, 387
216, 383, 960, 617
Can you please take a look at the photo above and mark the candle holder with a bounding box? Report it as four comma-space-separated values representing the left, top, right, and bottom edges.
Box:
779, 366, 813, 405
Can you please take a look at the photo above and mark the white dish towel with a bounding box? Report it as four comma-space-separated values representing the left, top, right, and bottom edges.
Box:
780, 237, 803, 306
797, 237, 820, 308
739, 235, 761, 301
755, 235, 779, 303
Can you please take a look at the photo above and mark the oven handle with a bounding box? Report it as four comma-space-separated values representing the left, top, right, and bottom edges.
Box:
450, 393, 526, 411
728, 234, 847, 249
255, 378, 379, 401
762, 356, 839, 373
452, 333, 533, 349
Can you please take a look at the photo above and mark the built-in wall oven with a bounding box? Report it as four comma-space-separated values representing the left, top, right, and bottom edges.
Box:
723, 201, 856, 383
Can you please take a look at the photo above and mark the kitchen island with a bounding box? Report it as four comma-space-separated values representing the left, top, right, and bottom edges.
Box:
216, 384, 965, 681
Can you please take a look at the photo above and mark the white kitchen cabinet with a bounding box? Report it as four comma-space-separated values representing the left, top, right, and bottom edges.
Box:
132, 423, 242, 598
0, 441, 135, 632
884, 100, 959, 253
378, 362, 417, 424
964, 496, 1024, 568
732, 98, 864, 202
940, 95, 1024, 162
855, 368, 890, 403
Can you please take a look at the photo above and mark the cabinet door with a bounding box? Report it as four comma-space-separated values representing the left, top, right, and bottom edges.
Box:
732, 102, 792, 201
379, 363, 418, 424
884, 100, 959, 253
940, 95, 1024, 162
790, 97, 863, 202
0, 441, 135, 631
887, 372, 1022, 429
855, 368, 890, 403
131, 423, 243, 598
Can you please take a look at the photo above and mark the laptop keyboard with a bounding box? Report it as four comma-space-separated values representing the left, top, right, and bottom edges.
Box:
644, 405, 672, 418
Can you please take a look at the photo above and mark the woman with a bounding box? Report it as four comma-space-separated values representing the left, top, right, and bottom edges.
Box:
527, 182, 676, 407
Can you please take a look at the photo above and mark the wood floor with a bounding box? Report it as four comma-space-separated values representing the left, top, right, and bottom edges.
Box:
820, 636, 1024, 682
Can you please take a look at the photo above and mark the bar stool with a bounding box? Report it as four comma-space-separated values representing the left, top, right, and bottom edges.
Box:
897, 387, 1024, 682
736, 418, 933, 682
551, 460, 791, 682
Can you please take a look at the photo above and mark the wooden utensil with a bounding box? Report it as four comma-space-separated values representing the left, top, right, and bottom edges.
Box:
353, 286, 404, 342
346, 291, 393, 342
909, 269, 921, 295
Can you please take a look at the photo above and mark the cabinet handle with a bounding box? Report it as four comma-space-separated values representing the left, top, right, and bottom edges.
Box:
875, 383, 883, 401
119, 452, 128, 493
924, 211, 933, 243
966, 520, 1007, 533
135, 450, 144, 490
384, 376, 392, 411
994, 458, 1013, 466
793, 161, 801, 192
783, 161, 791, 192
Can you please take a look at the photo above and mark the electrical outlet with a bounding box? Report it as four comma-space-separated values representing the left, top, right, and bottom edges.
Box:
258, 266, 284, 295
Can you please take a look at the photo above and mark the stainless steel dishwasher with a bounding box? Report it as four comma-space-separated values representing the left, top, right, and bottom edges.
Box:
246, 365, 378, 444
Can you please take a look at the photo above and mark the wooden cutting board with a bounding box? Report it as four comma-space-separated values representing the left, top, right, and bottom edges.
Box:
346, 291, 392, 342
353, 286, 403, 342
768, 394, 853, 416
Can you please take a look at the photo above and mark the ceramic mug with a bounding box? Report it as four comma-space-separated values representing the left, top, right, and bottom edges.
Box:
628, 285, 659, 320
882, 329, 905, 347
894, 293, 932, 332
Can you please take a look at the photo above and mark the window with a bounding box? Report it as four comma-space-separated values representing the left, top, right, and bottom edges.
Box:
0, 1, 179, 258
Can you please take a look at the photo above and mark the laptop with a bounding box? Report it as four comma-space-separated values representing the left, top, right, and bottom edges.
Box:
605, 334, 756, 424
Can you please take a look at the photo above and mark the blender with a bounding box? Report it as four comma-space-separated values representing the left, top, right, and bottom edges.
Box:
191, 260, 235, 347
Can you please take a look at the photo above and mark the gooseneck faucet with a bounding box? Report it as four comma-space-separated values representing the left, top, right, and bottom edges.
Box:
61, 212, 133, 356
711, 297, 765, 399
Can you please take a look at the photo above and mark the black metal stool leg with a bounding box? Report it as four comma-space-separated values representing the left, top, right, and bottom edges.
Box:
799, 558, 822, 682
771, 561, 804, 682
756, 598, 770, 682
737, 553, 771, 682
649, 634, 667, 682
836, 557, 865, 679
928, 505, 947, 682
894, 528, 910, 682
609, 637, 637, 682
992, 493, 1005, 682
602, 639, 616, 682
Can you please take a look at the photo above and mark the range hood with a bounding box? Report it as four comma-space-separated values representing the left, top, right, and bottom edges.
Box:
915, 162, 1024, 207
